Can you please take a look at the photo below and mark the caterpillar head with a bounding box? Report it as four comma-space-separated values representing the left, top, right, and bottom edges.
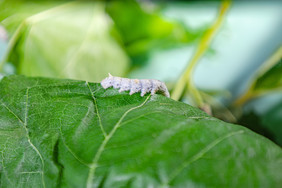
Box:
101, 73, 114, 89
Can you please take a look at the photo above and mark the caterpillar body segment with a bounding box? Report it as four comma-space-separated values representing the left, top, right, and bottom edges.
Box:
101, 74, 170, 98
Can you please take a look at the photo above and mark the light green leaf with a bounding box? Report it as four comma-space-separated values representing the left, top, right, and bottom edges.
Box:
253, 60, 282, 92
0, 0, 61, 34
0, 75, 281, 187
1, 2, 129, 82
233, 50, 282, 106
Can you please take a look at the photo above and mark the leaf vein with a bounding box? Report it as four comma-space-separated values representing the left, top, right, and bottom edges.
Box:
164, 130, 245, 185
86, 81, 107, 138
23, 88, 46, 188
0, 99, 24, 124
0, 141, 13, 185
59, 118, 90, 167
119, 111, 162, 126
86, 95, 151, 188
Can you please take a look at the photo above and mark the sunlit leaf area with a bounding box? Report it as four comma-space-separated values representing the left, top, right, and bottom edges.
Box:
0, 0, 281, 187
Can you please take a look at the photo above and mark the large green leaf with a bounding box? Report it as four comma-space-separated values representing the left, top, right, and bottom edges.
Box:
1, 1, 129, 82
0, 75, 281, 187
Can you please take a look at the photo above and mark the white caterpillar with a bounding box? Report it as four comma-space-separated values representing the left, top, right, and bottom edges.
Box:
101, 73, 170, 98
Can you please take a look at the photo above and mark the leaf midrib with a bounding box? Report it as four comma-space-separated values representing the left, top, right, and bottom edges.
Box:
86, 94, 151, 188
24, 88, 46, 188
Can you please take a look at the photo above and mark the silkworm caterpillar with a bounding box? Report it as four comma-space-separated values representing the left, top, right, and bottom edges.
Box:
101, 73, 170, 98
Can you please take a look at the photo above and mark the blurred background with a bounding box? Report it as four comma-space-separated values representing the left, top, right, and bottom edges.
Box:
0, 0, 281, 146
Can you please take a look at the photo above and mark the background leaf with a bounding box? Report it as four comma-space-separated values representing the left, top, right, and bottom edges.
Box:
0, 0, 62, 34
106, 0, 204, 67
253, 60, 282, 93
1, 2, 129, 82
261, 101, 282, 145
0, 75, 281, 187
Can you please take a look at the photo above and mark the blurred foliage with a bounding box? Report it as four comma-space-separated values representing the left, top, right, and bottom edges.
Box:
254, 60, 282, 92
171, 0, 231, 107
106, 0, 205, 67
0, 0, 62, 34
234, 48, 282, 106
238, 111, 275, 143
261, 101, 282, 145
236, 55, 282, 146
0, 1, 129, 82
228, 52, 282, 146
238, 99, 282, 147
0, 0, 281, 147
0, 0, 203, 81
209, 48, 282, 145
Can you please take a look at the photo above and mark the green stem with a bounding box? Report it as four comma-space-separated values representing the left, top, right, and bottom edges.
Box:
233, 89, 254, 107
188, 79, 204, 106
233, 46, 282, 106
171, 0, 231, 103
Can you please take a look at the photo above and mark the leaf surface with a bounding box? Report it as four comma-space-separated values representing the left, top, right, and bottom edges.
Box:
0, 75, 281, 187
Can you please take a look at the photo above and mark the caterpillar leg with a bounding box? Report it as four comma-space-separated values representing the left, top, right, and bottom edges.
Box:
119, 78, 131, 93
101, 74, 170, 98
160, 82, 170, 97
130, 79, 141, 95
140, 79, 152, 97
113, 77, 122, 89
101, 76, 113, 89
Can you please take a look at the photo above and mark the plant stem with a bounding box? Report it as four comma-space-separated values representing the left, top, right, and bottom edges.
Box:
233, 46, 282, 106
233, 89, 254, 107
171, 0, 231, 102
254, 46, 282, 78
